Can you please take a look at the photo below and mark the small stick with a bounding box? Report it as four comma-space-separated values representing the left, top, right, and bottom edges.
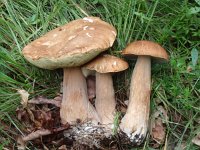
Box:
22, 125, 69, 142
28, 97, 61, 107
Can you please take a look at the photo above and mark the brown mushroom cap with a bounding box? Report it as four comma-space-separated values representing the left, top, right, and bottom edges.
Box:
122, 40, 169, 61
84, 54, 129, 73
22, 17, 117, 69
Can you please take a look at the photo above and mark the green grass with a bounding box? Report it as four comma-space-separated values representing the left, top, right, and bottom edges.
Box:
0, 0, 200, 149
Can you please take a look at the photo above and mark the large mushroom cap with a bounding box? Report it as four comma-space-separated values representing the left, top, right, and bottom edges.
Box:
22, 17, 117, 69
84, 54, 129, 73
122, 40, 169, 61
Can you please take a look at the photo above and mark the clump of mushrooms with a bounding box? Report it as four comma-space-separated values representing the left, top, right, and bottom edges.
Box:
22, 17, 117, 125
120, 40, 169, 144
83, 54, 129, 130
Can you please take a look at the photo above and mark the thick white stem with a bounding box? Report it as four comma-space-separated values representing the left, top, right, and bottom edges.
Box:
95, 72, 116, 126
60, 67, 100, 124
120, 56, 151, 142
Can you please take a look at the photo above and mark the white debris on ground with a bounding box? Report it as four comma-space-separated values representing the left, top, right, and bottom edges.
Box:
63, 121, 113, 148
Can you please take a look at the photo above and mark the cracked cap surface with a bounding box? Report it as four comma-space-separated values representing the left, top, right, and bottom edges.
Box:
122, 40, 169, 62
84, 54, 129, 73
22, 17, 117, 69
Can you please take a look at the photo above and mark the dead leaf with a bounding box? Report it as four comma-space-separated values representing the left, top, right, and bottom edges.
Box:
33, 109, 57, 129
16, 93, 70, 149
192, 133, 200, 146
27, 108, 41, 127
17, 89, 29, 108
151, 118, 166, 143
16, 108, 36, 131
150, 105, 168, 147
16, 108, 29, 122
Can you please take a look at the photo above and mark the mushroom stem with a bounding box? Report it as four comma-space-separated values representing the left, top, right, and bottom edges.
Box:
60, 67, 100, 124
120, 56, 151, 143
95, 72, 116, 126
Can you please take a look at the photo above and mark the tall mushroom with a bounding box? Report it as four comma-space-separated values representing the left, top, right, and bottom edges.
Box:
83, 54, 129, 129
22, 17, 117, 125
120, 40, 169, 144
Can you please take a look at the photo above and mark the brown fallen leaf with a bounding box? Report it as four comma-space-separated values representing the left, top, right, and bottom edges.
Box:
16, 108, 31, 125
192, 133, 200, 146
33, 109, 52, 128
151, 118, 166, 143
17, 94, 63, 129
16, 91, 69, 149
16, 106, 42, 128
150, 105, 168, 147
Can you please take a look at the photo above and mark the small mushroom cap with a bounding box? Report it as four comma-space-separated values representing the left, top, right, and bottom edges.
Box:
122, 40, 169, 61
83, 54, 129, 73
22, 17, 117, 69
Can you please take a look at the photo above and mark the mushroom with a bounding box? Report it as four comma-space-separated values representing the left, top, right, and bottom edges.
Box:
22, 17, 117, 125
120, 40, 169, 144
83, 54, 129, 129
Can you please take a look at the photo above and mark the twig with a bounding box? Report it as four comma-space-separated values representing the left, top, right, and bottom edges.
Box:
28, 96, 61, 107
22, 125, 69, 142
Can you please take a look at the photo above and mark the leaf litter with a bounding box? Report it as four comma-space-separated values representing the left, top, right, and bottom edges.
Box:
150, 105, 168, 148
16, 89, 70, 149
15, 77, 97, 149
